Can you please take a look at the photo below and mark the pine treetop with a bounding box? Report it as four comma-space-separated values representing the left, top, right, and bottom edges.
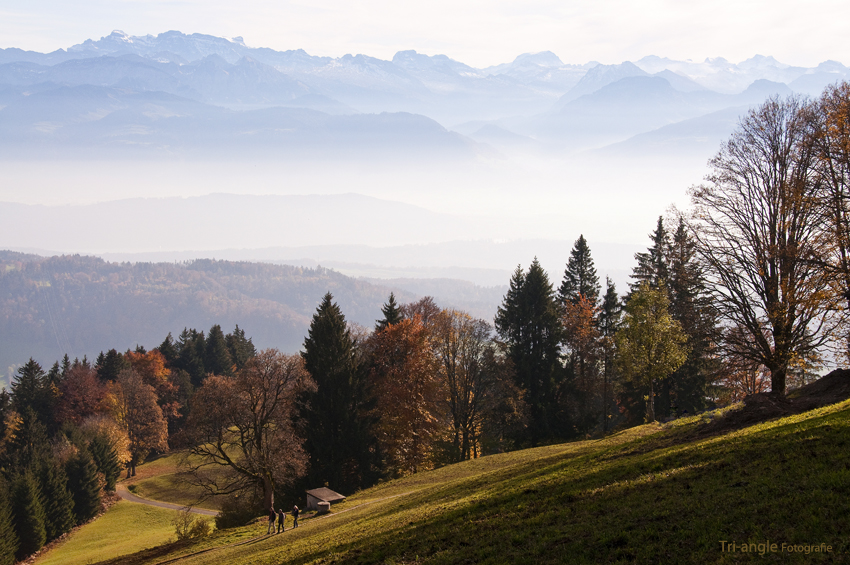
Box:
559, 235, 601, 306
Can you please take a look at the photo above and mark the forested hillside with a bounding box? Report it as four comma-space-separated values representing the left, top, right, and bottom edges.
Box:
0, 252, 415, 381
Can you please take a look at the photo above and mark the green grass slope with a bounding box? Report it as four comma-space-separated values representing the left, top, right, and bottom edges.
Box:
35, 501, 181, 565
124, 452, 222, 511
92, 398, 850, 565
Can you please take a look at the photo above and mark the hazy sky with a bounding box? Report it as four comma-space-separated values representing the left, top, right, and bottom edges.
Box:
1, 0, 848, 67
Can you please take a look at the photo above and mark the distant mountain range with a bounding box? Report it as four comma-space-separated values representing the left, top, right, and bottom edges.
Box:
1, 30, 848, 159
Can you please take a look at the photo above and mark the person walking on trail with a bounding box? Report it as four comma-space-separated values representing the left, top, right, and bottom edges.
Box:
267, 507, 276, 534
292, 505, 300, 528
277, 508, 285, 533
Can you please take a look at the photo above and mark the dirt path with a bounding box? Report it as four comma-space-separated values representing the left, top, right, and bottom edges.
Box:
152, 490, 415, 565
116, 484, 218, 516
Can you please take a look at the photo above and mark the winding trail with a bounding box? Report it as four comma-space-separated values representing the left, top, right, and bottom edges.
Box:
151, 490, 416, 565
116, 484, 218, 516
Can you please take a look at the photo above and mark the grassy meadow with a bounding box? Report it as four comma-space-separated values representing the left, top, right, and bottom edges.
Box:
127, 452, 222, 512
34, 501, 182, 565
58, 398, 850, 565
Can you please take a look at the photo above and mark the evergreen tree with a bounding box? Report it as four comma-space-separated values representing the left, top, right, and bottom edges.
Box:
34, 455, 75, 541
205, 324, 234, 376
11, 359, 55, 429
495, 259, 563, 445
598, 278, 622, 432
302, 293, 376, 492
375, 292, 403, 332
61, 354, 72, 378
660, 218, 719, 416
225, 325, 256, 370
65, 448, 102, 524
47, 362, 62, 389
96, 349, 128, 382
8, 408, 50, 470
559, 235, 601, 306
158, 333, 179, 365
630, 216, 671, 292
0, 478, 19, 565
10, 471, 46, 560
176, 328, 206, 387
89, 433, 121, 492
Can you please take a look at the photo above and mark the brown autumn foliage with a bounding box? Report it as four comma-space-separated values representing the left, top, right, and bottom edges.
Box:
562, 295, 601, 395
432, 309, 492, 462
125, 349, 182, 422
56, 364, 107, 425
370, 315, 443, 476
103, 368, 168, 476
183, 349, 313, 511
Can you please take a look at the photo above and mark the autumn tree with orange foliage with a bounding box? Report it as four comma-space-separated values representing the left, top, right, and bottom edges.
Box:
184, 349, 313, 511
125, 349, 184, 432
56, 365, 106, 426
432, 309, 493, 462
561, 294, 602, 431
103, 369, 168, 476
370, 315, 443, 476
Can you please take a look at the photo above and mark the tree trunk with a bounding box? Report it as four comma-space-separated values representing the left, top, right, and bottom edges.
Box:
647, 378, 655, 422
262, 476, 274, 512
771, 367, 787, 396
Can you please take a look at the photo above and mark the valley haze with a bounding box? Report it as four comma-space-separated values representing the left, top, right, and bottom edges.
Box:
1, 29, 848, 369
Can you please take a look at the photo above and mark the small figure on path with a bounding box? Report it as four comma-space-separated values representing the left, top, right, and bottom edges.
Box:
267, 507, 277, 534
292, 505, 300, 528
277, 508, 285, 533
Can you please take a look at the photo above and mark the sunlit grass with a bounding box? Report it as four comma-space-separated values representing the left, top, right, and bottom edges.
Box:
35, 501, 180, 565
73, 399, 850, 564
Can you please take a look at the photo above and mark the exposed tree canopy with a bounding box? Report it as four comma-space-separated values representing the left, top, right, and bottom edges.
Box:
689, 95, 836, 395
184, 349, 313, 510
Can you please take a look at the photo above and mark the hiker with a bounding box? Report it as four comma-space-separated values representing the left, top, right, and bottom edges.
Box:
292, 504, 300, 528
267, 507, 276, 534
277, 508, 285, 533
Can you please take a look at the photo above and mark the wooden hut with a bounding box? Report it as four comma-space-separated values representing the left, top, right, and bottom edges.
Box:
305, 487, 346, 512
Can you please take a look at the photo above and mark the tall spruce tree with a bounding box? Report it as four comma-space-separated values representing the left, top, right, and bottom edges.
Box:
375, 292, 403, 332
176, 328, 206, 386
598, 278, 622, 432
89, 433, 121, 492
661, 218, 718, 415
10, 471, 46, 560
96, 349, 128, 382
11, 359, 55, 430
34, 455, 75, 541
559, 235, 601, 306
225, 325, 256, 370
65, 448, 102, 524
0, 478, 18, 565
495, 260, 563, 445
205, 324, 234, 376
630, 216, 671, 291
302, 293, 376, 492
158, 333, 179, 365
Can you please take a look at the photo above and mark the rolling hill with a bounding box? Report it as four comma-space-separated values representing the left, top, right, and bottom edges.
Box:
40, 371, 850, 564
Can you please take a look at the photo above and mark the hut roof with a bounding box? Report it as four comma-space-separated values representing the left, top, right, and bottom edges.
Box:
305, 487, 346, 503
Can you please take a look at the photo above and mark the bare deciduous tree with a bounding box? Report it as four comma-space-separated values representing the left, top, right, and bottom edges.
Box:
183, 349, 313, 511
432, 309, 492, 462
689, 95, 836, 395
811, 81, 850, 357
